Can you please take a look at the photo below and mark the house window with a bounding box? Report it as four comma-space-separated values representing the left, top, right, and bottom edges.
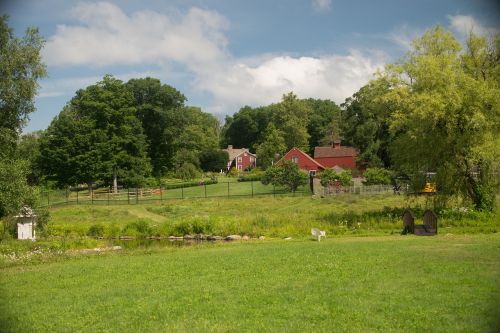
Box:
309, 170, 316, 176
292, 154, 298, 164
237, 157, 242, 162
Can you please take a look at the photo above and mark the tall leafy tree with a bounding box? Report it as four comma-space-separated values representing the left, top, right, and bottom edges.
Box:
255, 123, 287, 168
39, 75, 151, 189
274, 92, 311, 151
125, 78, 186, 176
384, 26, 499, 210
304, 99, 342, 153
341, 79, 393, 168
0, 16, 46, 218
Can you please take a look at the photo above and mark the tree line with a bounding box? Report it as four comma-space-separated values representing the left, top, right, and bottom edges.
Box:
0, 13, 498, 220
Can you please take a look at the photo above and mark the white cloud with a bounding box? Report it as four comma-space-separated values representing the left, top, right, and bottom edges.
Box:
388, 24, 424, 50
195, 50, 385, 113
43, 1, 384, 115
448, 15, 498, 37
312, 0, 332, 12
43, 2, 229, 67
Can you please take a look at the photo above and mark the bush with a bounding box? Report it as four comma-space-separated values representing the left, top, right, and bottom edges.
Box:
175, 162, 200, 180
261, 160, 308, 192
122, 220, 153, 238
363, 168, 392, 185
319, 169, 353, 187
87, 224, 104, 237
163, 179, 217, 190
172, 218, 214, 236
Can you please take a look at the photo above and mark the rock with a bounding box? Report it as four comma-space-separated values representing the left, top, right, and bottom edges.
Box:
225, 235, 242, 241
119, 236, 135, 240
183, 235, 194, 240
258, 236, 265, 240
194, 234, 206, 240
207, 235, 223, 241
242, 235, 250, 241
168, 236, 183, 240
284, 237, 292, 240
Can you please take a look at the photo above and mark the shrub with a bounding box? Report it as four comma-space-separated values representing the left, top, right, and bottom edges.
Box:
261, 160, 308, 192
172, 218, 214, 236
87, 224, 104, 237
122, 220, 153, 238
319, 169, 353, 187
363, 168, 392, 185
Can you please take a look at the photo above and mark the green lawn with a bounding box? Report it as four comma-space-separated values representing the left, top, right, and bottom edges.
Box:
1, 235, 499, 332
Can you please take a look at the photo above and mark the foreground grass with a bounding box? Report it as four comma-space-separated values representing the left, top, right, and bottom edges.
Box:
1, 235, 499, 332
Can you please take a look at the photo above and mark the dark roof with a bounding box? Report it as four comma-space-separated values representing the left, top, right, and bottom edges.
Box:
314, 146, 358, 158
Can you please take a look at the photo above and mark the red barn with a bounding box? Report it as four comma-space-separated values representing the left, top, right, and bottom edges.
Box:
224, 145, 257, 171
277, 147, 325, 176
314, 140, 358, 170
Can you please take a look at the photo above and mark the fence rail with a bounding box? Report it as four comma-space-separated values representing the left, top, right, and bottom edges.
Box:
38, 181, 400, 208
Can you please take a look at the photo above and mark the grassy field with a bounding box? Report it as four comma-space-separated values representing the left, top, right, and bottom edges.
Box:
1, 235, 499, 332
44, 194, 500, 238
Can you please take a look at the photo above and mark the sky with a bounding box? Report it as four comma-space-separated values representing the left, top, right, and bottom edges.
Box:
2, 0, 499, 133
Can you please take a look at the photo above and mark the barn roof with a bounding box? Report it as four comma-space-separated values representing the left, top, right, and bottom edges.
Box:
314, 146, 358, 158
277, 147, 326, 170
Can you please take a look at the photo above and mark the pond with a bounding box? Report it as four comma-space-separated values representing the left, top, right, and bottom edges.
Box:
108, 238, 223, 250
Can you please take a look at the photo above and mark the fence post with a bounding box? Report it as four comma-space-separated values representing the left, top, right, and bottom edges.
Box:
251, 180, 254, 198
47, 190, 50, 207
227, 182, 230, 198
66, 189, 69, 205
127, 188, 130, 204
273, 184, 275, 198
107, 190, 110, 205
136, 188, 139, 204
91, 188, 94, 205
160, 186, 163, 202
181, 184, 184, 199
77, 190, 79, 204
204, 183, 207, 198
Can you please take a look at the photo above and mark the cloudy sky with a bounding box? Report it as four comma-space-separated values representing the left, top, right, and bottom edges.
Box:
2, 0, 499, 133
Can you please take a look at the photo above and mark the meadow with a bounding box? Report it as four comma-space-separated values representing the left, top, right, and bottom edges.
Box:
1, 235, 499, 332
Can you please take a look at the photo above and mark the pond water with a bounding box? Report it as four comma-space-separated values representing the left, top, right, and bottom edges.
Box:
108, 238, 222, 250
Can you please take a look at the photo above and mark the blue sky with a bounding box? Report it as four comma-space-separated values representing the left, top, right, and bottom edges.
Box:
2, 0, 499, 133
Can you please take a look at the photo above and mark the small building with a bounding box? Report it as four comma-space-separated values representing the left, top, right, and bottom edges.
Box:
314, 140, 358, 170
223, 145, 257, 171
277, 147, 325, 176
15, 206, 37, 240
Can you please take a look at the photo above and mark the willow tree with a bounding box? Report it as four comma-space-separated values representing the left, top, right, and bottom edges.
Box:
383, 26, 499, 210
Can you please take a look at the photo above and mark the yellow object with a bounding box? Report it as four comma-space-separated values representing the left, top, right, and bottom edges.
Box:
421, 182, 436, 193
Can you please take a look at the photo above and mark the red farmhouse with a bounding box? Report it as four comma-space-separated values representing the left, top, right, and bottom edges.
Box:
224, 145, 257, 171
314, 140, 358, 170
277, 147, 325, 176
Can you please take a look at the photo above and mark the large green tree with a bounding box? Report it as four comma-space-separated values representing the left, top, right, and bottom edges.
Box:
255, 123, 286, 169
274, 92, 311, 151
341, 79, 393, 168
0, 16, 46, 218
384, 26, 499, 210
39, 75, 151, 189
125, 78, 186, 176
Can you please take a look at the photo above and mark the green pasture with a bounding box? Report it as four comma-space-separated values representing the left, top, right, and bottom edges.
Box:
1, 235, 499, 332
41, 194, 499, 239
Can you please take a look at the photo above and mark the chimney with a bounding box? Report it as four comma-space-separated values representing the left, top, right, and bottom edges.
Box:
333, 140, 341, 149
228, 145, 233, 150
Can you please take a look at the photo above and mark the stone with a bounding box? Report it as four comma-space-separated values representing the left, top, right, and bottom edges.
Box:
258, 236, 265, 240
225, 235, 242, 241
242, 235, 250, 241
207, 235, 223, 241
284, 237, 292, 240
168, 236, 183, 240
183, 235, 194, 240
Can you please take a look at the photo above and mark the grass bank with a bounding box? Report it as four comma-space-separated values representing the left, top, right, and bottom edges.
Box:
1, 235, 499, 332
